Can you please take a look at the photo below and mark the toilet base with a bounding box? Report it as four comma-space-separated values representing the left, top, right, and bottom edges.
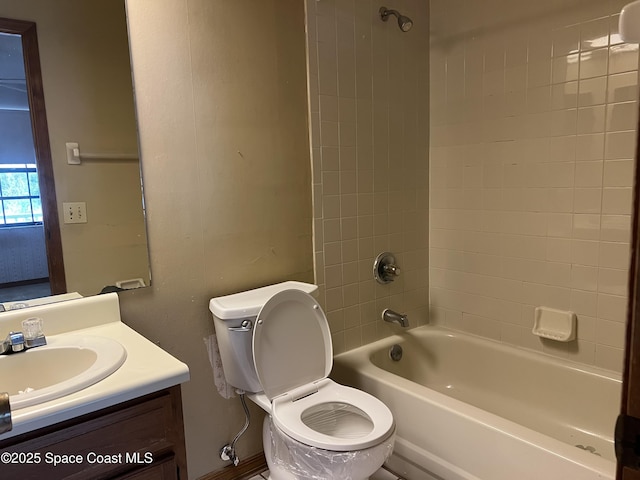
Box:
262, 417, 302, 480
262, 416, 392, 480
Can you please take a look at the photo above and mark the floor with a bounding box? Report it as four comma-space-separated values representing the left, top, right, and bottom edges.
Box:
248, 466, 402, 480
0, 281, 51, 303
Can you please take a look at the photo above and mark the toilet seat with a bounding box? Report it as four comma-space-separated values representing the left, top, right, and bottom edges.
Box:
253, 289, 333, 400
252, 289, 395, 452
272, 378, 395, 451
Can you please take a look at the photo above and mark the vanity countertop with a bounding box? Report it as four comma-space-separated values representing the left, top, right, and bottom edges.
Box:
0, 293, 189, 440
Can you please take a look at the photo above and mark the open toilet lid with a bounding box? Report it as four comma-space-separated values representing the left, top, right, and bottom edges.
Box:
253, 289, 332, 400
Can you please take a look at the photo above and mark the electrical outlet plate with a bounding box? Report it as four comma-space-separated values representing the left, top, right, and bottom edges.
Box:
63, 202, 87, 224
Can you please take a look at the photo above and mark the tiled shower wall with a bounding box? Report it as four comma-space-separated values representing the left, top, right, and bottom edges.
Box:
429, 0, 639, 372
305, 0, 429, 353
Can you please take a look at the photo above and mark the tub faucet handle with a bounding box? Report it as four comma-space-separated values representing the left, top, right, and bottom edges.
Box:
383, 263, 401, 277
374, 252, 401, 284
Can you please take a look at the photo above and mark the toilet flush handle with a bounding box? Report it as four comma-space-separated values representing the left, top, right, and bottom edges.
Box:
228, 320, 253, 332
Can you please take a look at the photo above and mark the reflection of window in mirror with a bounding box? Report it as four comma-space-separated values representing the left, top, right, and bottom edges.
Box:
0, 163, 48, 300
0, 165, 42, 226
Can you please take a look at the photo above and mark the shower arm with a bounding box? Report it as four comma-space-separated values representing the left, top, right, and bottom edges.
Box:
380, 7, 401, 21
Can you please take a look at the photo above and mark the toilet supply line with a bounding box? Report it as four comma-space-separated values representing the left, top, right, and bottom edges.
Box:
219, 389, 251, 467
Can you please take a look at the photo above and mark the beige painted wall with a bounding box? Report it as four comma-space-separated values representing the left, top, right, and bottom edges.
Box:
305, 0, 430, 352
0, 0, 148, 295
122, 0, 313, 477
429, 0, 637, 372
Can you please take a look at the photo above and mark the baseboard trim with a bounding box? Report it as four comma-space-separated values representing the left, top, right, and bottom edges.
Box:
198, 452, 267, 480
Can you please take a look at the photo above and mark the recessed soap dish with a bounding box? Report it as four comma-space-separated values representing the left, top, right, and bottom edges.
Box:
532, 307, 576, 342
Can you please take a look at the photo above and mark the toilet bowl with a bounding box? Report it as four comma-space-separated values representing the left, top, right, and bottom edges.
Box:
210, 282, 395, 479
264, 415, 394, 480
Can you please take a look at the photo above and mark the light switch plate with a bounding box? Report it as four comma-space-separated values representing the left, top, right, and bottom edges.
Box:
63, 202, 87, 224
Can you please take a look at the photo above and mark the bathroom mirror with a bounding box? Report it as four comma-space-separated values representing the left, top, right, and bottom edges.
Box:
0, 0, 150, 305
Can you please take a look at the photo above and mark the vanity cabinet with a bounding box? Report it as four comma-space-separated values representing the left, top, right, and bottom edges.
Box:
0, 386, 187, 480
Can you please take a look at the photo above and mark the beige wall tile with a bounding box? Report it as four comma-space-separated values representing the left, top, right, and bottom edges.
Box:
577, 105, 605, 134
575, 161, 603, 187
602, 187, 633, 214
576, 133, 605, 160
580, 17, 610, 52
598, 268, 628, 296
609, 43, 639, 74
601, 215, 631, 242
604, 159, 634, 187
578, 76, 607, 106
606, 101, 638, 132
608, 72, 639, 102
597, 293, 627, 322
308, 0, 429, 351
430, 0, 637, 373
571, 265, 599, 291
579, 48, 608, 79
605, 131, 637, 159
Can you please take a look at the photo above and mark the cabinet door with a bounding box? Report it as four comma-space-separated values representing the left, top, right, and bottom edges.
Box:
0, 388, 187, 480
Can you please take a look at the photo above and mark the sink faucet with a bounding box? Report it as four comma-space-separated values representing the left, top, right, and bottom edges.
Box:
0, 318, 46, 355
0, 392, 11, 434
0, 331, 25, 354
382, 309, 409, 327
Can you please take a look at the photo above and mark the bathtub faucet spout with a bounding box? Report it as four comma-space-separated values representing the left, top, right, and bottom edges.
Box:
382, 309, 409, 327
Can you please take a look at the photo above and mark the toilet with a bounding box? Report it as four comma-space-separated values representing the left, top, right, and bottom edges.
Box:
209, 281, 395, 480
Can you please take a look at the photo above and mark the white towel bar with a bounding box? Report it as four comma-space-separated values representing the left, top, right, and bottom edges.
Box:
66, 142, 138, 165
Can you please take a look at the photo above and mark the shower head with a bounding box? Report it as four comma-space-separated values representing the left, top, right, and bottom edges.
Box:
379, 6, 413, 32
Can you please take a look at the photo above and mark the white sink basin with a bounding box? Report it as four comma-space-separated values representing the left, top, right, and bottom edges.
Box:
1, 336, 127, 410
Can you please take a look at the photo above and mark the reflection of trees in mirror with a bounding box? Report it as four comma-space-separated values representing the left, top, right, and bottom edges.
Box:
0, 164, 43, 225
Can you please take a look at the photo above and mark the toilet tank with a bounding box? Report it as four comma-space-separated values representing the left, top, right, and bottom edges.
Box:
209, 281, 318, 393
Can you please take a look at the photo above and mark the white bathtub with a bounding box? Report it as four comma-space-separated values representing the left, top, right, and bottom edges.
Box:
331, 326, 621, 480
